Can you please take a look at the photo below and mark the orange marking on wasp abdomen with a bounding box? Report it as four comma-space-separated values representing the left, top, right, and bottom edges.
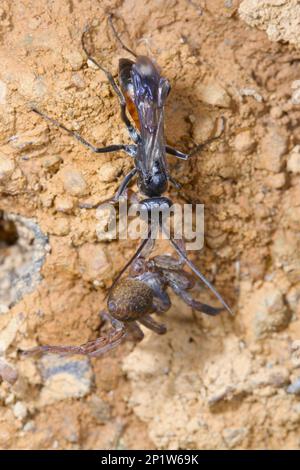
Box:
124, 91, 140, 130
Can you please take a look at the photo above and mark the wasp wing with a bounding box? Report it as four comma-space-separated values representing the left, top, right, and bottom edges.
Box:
130, 57, 169, 177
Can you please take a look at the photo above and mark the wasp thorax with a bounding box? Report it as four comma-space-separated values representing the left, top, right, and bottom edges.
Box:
108, 278, 153, 321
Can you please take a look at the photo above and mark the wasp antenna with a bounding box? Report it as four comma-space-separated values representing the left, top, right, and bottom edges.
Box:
81, 24, 114, 78
168, 235, 234, 316
108, 13, 137, 58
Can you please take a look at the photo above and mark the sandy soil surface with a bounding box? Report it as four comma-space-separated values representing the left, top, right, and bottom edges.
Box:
0, 0, 300, 450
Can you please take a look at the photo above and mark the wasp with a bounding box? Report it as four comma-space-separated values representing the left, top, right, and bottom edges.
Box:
32, 15, 223, 203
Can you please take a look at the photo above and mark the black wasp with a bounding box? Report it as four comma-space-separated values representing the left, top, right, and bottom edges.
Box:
31, 14, 232, 319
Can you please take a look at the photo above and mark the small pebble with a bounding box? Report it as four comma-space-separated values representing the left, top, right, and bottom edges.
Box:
13, 401, 28, 420
42, 155, 62, 172
98, 162, 121, 183
246, 282, 291, 338
291, 82, 300, 105
257, 127, 288, 173
234, 130, 256, 154
55, 196, 74, 214
197, 81, 231, 108
89, 395, 111, 424
239, 87, 263, 103
0, 80, 7, 105
264, 173, 286, 189
39, 355, 93, 406
270, 106, 283, 119
290, 340, 300, 368
61, 168, 87, 196
48, 217, 70, 236
63, 50, 84, 71
23, 420, 35, 432
287, 378, 300, 396
87, 59, 99, 70
287, 146, 300, 174
0, 359, 18, 385
223, 427, 249, 449
0, 156, 15, 182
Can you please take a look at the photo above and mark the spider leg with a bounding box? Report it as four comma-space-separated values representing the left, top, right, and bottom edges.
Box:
133, 268, 170, 314
161, 227, 233, 315
163, 269, 195, 290
152, 291, 171, 314
138, 315, 167, 335
152, 254, 185, 271
31, 107, 137, 156
21, 315, 127, 358
126, 321, 145, 342
170, 282, 223, 316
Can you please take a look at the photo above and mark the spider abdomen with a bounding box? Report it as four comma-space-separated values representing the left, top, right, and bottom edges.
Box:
108, 278, 153, 321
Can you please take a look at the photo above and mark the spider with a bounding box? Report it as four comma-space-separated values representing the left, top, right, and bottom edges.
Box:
23, 249, 223, 358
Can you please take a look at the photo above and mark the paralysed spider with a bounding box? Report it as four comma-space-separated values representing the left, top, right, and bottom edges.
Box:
24, 241, 224, 358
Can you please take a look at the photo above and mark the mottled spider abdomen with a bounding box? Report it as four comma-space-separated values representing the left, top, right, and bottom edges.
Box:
108, 278, 153, 321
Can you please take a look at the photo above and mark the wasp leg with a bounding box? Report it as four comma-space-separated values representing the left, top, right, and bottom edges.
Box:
31, 107, 137, 157
104, 168, 137, 204
166, 116, 225, 160
108, 223, 154, 294
138, 315, 167, 335
166, 146, 190, 160
167, 175, 196, 204
79, 168, 137, 209
168, 175, 182, 189
82, 27, 140, 144
21, 316, 127, 358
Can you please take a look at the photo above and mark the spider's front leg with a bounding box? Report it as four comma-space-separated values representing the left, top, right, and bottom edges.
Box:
168, 272, 223, 316
138, 315, 167, 335
21, 313, 128, 358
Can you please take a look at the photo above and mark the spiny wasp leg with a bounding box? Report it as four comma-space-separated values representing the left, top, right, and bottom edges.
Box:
81, 23, 140, 144
79, 168, 137, 209
166, 116, 226, 160
31, 107, 137, 157
107, 167, 137, 203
